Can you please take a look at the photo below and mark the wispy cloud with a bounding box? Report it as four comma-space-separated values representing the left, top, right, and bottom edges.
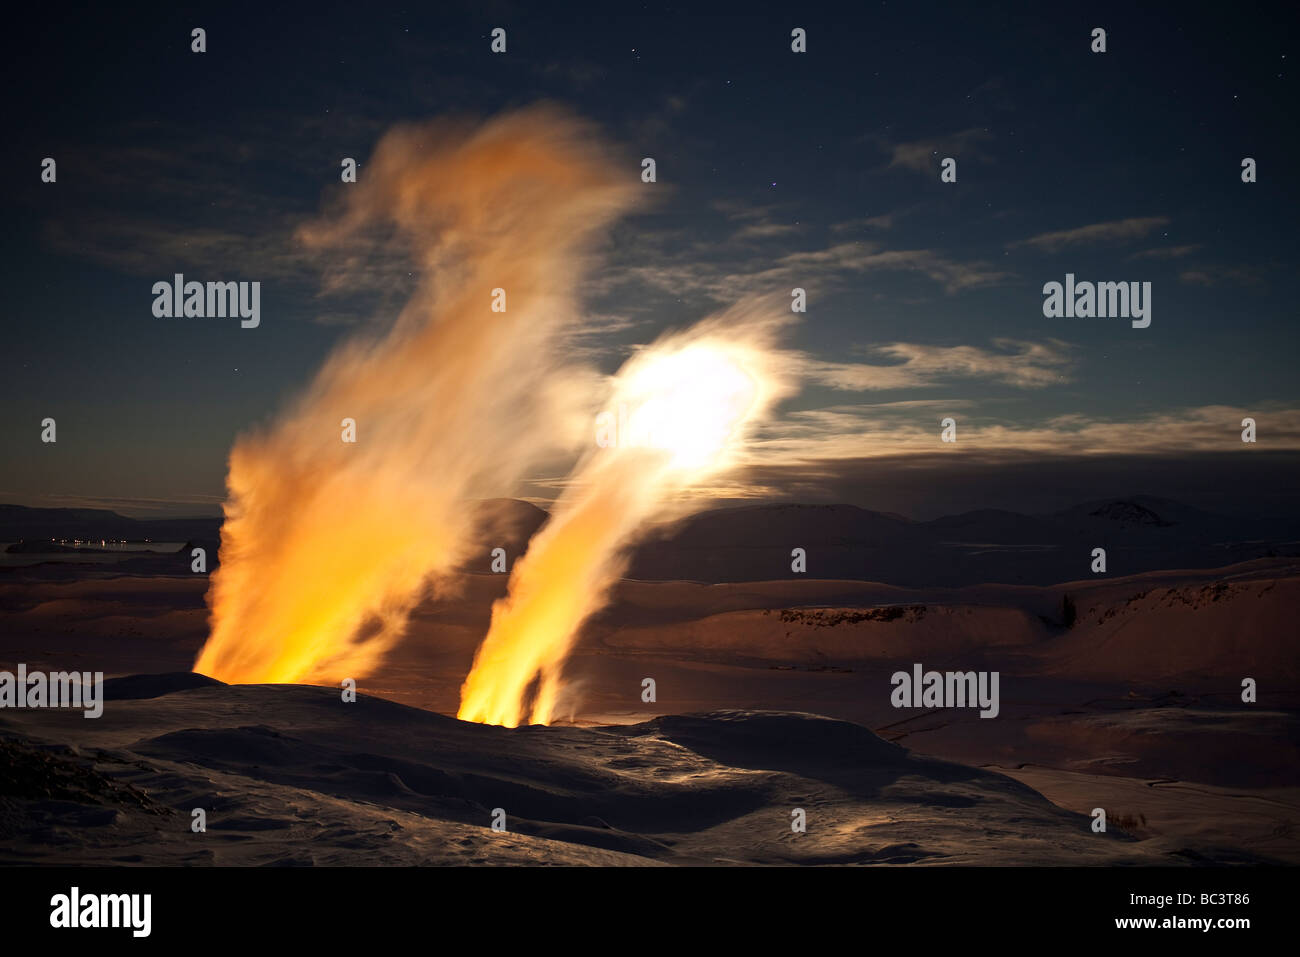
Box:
746, 402, 1300, 464
8, 492, 226, 517
886, 128, 993, 173
559, 311, 653, 359
731, 220, 804, 241
820, 246, 1013, 293
1129, 243, 1202, 261
710, 200, 804, 242
831, 214, 895, 232
594, 233, 1014, 304
42, 216, 316, 281
34, 119, 417, 322
798, 339, 1076, 391
1179, 265, 1266, 287
1009, 216, 1170, 252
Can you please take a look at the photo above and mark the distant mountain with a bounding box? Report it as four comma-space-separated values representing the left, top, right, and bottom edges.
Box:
0, 505, 221, 544
625, 497, 1300, 586
641, 503, 917, 549
1049, 495, 1223, 529
4, 495, 1296, 587
921, 508, 1061, 546
0, 500, 550, 575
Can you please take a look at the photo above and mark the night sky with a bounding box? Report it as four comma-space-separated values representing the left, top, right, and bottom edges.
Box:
4, 1, 1297, 519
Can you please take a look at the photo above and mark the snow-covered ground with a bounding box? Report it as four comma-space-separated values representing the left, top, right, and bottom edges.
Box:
1, 677, 1212, 866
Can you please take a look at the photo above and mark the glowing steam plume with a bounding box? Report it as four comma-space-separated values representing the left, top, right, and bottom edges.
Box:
458, 303, 794, 727
195, 106, 639, 684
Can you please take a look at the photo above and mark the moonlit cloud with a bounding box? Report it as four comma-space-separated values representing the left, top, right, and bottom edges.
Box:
797, 339, 1076, 391
746, 402, 1300, 464
886, 128, 993, 172
1179, 265, 1267, 287
1008, 217, 1170, 252
1129, 244, 1203, 260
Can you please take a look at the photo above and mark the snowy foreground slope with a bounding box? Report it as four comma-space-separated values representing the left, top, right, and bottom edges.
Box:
0, 675, 1266, 866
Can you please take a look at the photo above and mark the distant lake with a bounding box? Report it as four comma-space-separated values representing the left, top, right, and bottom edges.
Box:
0, 542, 187, 567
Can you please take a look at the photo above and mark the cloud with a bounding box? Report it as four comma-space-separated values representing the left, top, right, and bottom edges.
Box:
731, 220, 803, 241
724, 449, 1300, 519
747, 402, 1300, 464
711, 200, 776, 221
1009, 217, 1170, 252
594, 235, 1014, 304
798, 339, 1076, 391
887, 128, 993, 172
709, 200, 804, 242
1129, 244, 1202, 261
560, 311, 653, 359
823, 247, 1013, 293
10, 492, 226, 517
831, 214, 895, 232
533, 59, 608, 91
1179, 265, 1266, 287
33, 117, 425, 313
42, 216, 317, 281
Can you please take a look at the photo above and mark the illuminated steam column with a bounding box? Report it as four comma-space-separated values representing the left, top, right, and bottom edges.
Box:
459, 321, 791, 727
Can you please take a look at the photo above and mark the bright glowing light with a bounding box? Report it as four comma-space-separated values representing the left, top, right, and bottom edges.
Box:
458, 318, 790, 728
617, 343, 758, 470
